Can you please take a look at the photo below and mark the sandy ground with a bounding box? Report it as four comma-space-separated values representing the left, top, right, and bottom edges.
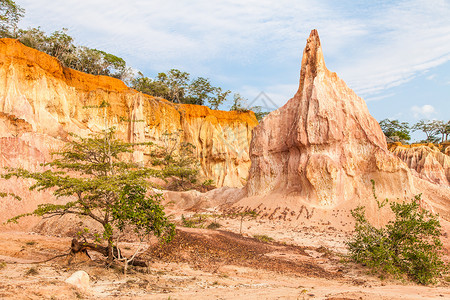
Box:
0, 215, 449, 300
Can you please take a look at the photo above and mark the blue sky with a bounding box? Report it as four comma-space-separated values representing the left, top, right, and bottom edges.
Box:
15, 0, 450, 141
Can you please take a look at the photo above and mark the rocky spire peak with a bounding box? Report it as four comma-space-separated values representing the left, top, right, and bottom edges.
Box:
298, 29, 327, 93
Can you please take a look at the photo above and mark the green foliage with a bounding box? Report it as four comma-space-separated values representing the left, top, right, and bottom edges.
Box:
0, 0, 24, 38
230, 93, 269, 121
207, 221, 221, 230
157, 69, 190, 103
181, 214, 207, 228
131, 71, 170, 99
208, 87, 231, 110
2, 128, 175, 260
133, 69, 232, 110
379, 119, 411, 141
412, 120, 440, 143
253, 234, 274, 243
187, 76, 214, 105
225, 209, 259, 234
14, 25, 131, 81
429, 120, 450, 143
202, 179, 215, 187
230, 93, 248, 112
150, 131, 199, 190
251, 106, 270, 122
347, 193, 446, 284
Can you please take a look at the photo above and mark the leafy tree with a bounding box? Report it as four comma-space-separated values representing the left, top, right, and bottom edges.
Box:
2, 124, 175, 262
157, 69, 190, 103
132, 71, 170, 98
230, 93, 248, 111
0, 0, 24, 38
250, 106, 270, 122
430, 120, 450, 143
379, 119, 411, 141
347, 182, 446, 284
186, 77, 214, 105
446, 121, 450, 142
46, 28, 77, 65
208, 87, 231, 110
412, 120, 439, 143
72, 46, 131, 80
16, 26, 49, 52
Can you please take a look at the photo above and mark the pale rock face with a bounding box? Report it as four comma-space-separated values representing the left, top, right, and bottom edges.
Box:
0, 38, 257, 189
65, 271, 90, 291
391, 145, 450, 186
245, 30, 415, 208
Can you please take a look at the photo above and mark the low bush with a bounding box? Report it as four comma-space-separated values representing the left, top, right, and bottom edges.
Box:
347, 192, 446, 284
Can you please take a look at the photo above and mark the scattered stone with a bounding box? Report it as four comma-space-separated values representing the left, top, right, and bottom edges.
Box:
65, 270, 90, 291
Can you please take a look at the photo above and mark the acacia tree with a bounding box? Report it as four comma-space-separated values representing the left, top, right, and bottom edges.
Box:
379, 119, 411, 141
2, 127, 175, 263
413, 120, 439, 143
430, 120, 450, 143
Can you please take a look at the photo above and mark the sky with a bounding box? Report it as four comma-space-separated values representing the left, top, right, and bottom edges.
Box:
15, 0, 450, 141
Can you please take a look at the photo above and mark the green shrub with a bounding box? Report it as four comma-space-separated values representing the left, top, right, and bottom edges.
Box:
181, 214, 207, 228
253, 234, 274, 243
347, 193, 446, 284
207, 222, 221, 230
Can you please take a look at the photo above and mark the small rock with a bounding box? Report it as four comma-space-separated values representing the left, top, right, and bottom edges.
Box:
65, 270, 90, 291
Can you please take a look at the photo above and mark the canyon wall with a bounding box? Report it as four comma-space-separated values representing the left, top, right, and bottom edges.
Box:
389, 143, 450, 186
0, 38, 257, 188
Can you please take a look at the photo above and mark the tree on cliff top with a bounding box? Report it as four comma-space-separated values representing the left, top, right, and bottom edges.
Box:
379, 119, 411, 141
0, 0, 24, 38
2, 125, 175, 263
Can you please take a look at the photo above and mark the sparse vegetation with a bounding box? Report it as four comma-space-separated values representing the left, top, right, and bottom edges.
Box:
206, 222, 221, 230
181, 214, 208, 228
378, 119, 450, 143
253, 234, 274, 243
1, 1, 270, 116
347, 183, 447, 284
25, 267, 39, 276
3, 115, 177, 263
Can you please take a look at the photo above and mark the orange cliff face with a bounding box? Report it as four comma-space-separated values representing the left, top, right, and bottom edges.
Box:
0, 38, 258, 189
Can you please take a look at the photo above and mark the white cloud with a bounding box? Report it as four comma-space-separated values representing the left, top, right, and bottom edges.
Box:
15, 0, 450, 100
365, 93, 396, 102
336, 0, 450, 97
411, 105, 436, 119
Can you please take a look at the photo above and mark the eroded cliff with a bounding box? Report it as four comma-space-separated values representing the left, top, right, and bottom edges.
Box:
0, 38, 257, 188
244, 30, 414, 208
389, 143, 450, 186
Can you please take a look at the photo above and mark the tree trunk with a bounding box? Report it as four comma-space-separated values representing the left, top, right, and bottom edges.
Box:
70, 238, 147, 267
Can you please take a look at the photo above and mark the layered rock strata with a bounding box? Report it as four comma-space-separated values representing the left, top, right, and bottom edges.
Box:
0, 38, 257, 188
390, 143, 450, 186
244, 30, 415, 212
